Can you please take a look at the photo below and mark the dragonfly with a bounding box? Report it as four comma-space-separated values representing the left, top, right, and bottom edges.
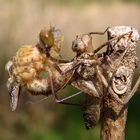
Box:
5, 26, 75, 111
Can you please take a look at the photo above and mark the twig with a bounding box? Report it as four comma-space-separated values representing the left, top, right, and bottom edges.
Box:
101, 26, 139, 140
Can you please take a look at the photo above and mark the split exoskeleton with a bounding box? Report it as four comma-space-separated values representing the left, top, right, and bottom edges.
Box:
5, 26, 140, 130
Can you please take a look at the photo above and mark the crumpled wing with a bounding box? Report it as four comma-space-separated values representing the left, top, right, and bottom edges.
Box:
7, 78, 20, 111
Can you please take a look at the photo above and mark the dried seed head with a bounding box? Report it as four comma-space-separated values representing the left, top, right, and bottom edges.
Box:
108, 26, 140, 42
107, 26, 139, 50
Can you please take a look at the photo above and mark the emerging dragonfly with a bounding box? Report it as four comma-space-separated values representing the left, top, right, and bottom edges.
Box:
5, 27, 76, 111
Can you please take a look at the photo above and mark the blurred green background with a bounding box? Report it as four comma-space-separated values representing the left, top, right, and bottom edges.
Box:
0, 0, 140, 140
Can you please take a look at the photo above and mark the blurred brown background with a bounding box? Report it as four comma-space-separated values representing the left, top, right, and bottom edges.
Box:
0, 0, 140, 140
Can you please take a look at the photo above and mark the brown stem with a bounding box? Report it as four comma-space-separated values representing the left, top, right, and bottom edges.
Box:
101, 104, 128, 140
100, 26, 139, 140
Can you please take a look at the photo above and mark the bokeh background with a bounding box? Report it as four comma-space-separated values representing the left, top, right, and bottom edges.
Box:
0, 0, 140, 140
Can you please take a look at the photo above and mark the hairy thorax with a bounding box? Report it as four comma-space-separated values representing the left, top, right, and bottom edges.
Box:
12, 45, 47, 83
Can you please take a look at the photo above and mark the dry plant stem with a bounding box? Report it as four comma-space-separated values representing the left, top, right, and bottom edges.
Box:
101, 107, 127, 140
101, 26, 139, 140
